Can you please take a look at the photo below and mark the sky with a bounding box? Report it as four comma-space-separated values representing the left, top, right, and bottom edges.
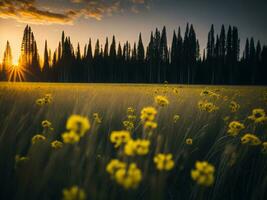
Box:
0, 0, 266, 65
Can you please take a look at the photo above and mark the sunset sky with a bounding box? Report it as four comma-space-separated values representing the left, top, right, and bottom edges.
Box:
0, 0, 266, 65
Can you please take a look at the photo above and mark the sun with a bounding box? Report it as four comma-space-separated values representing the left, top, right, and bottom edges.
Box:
7, 64, 26, 82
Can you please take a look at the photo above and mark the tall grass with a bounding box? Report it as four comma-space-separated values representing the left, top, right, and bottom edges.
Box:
0, 83, 266, 200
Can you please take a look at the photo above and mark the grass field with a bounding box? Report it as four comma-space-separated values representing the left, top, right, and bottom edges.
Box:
0, 83, 267, 200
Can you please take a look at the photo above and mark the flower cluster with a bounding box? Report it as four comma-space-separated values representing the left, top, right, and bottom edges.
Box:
106, 160, 142, 189
32, 134, 46, 144
110, 130, 131, 148
198, 100, 219, 112
140, 107, 157, 122
123, 107, 136, 131
227, 121, 245, 136
153, 153, 175, 171
62, 186, 86, 200
248, 108, 267, 123
62, 115, 90, 144
124, 139, 150, 156
229, 101, 240, 113
155, 95, 169, 107
241, 134, 261, 146
35, 94, 53, 106
191, 161, 215, 187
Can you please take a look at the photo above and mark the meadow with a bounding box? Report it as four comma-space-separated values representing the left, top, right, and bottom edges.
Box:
0, 83, 266, 200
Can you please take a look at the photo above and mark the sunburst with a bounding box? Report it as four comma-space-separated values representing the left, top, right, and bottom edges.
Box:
7, 65, 27, 82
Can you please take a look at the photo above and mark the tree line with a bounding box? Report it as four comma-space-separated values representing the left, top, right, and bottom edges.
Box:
0, 24, 266, 84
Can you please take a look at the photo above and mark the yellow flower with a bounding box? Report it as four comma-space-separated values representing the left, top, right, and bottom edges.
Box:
114, 163, 142, 189
248, 109, 267, 123
241, 134, 261, 146
106, 159, 126, 176
110, 130, 131, 148
127, 107, 135, 115
200, 89, 220, 99
127, 115, 136, 121
42, 120, 52, 128
93, 113, 102, 124
144, 121, 157, 131
32, 134, 46, 144
44, 94, 53, 104
51, 140, 63, 149
36, 98, 45, 106
124, 139, 150, 156
229, 101, 240, 113
191, 161, 215, 187
198, 100, 218, 112
227, 121, 245, 136
154, 153, 175, 171
123, 121, 134, 131
262, 142, 267, 154
155, 95, 169, 107
173, 115, 180, 123
140, 107, 157, 122
186, 138, 193, 145
62, 131, 80, 144
66, 115, 90, 137
62, 186, 86, 200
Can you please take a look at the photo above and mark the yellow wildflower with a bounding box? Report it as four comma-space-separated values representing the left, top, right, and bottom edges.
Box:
191, 161, 215, 187
106, 159, 126, 176
229, 101, 240, 113
186, 138, 193, 145
154, 153, 175, 171
123, 121, 134, 131
124, 139, 150, 156
66, 115, 90, 137
127, 115, 136, 121
62, 186, 86, 200
155, 95, 169, 107
200, 89, 220, 99
51, 140, 63, 149
114, 163, 142, 189
198, 100, 218, 112
173, 115, 180, 123
42, 120, 53, 129
93, 113, 102, 124
144, 121, 157, 131
44, 94, 53, 104
127, 107, 135, 115
36, 98, 45, 106
262, 142, 267, 154
32, 134, 46, 144
62, 131, 80, 144
248, 108, 267, 123
227, 121, 245, 136
110, 130, 131, 148
241, 134, 261, 146
141, 107, 157, 122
